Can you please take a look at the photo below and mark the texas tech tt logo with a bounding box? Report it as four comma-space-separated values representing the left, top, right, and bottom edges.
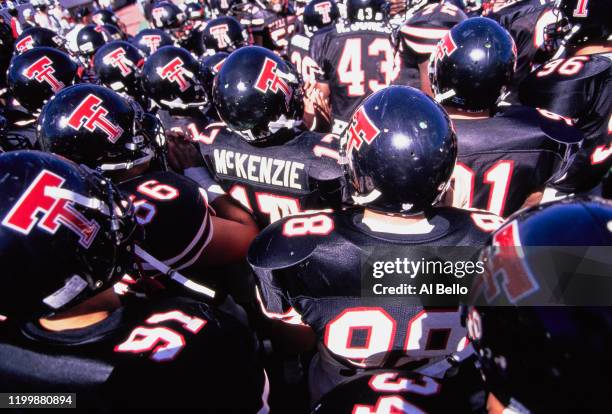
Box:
142, 35, 162, 53
432, 32, 457, 67
2, 170, 100, 248
160, 57, 191, 92
209, 24, 230, 49
24, 56, 65, 92
314, 1, 333, 24
15, 35, 35, 53
346, 107, 380, 152
67, 94, 124, 143
103, 47, 132, 77
254, 58, 290, 99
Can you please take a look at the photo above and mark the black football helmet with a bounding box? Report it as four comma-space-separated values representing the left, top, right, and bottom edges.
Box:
90, 9, 121, 27
208, 0, 240, 17
142, 46, 206, 109
346, 0, 390, 23
199, 51, 229, 103
8, 47, 81, 113
150, 1, 185, 33
76, 25, 110, 57
101, 24, 126, 41
212, 46, 303, 142
0, 150, 138, 320
429, 17, 516, 111
14, 27, 64, 54
549, 0, 611, 48
132, 28, 175, 56
37, 84, 159, 172
201, 16, 248, 54
465, 196, 612, 413
303, 0, 340, 34
341, 86, 457, 215
93, 41, 145, 97
185, 2, 206, 20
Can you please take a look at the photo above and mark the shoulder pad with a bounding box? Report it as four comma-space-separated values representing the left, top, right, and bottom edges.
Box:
519, 55, 611, 118
247, 211, 337, 270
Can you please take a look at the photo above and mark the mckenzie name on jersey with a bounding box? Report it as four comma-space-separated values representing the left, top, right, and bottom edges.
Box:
451, 106, 583, 217
197, 123, 344, 226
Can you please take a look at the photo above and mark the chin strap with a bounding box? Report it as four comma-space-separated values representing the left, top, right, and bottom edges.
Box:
134, 245, 216, 299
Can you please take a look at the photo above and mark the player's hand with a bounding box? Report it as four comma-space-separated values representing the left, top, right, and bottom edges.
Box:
166, 128, 204, 171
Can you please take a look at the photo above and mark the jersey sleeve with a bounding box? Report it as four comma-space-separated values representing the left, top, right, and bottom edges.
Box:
248, 213, 327, 323
118, 171, 213, 273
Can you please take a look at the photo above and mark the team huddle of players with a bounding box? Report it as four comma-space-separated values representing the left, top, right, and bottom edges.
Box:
0, 0, 610, 412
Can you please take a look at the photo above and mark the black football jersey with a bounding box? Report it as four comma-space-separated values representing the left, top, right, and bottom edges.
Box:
486, 0, 555, 97
0, 296, 269, 413
519, 54, 612, 193
395, 3, 467, 89
248, 208, 502, 377
244, 6, 297, 54
197, 123, 344, 227
451, 106, 583, 217
118, 170, 212, 273
288, 32, 320, 84
311, 363, 484, 413
310, 21, 398, 132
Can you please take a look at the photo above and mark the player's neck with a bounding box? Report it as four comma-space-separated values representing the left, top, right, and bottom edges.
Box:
573, 43, 612, 56
39, 288, 121, 332
362, 209, 434, 234
444, 107, 489, 120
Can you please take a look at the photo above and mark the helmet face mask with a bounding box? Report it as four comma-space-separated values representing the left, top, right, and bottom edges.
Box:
545, 0, 612, 52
